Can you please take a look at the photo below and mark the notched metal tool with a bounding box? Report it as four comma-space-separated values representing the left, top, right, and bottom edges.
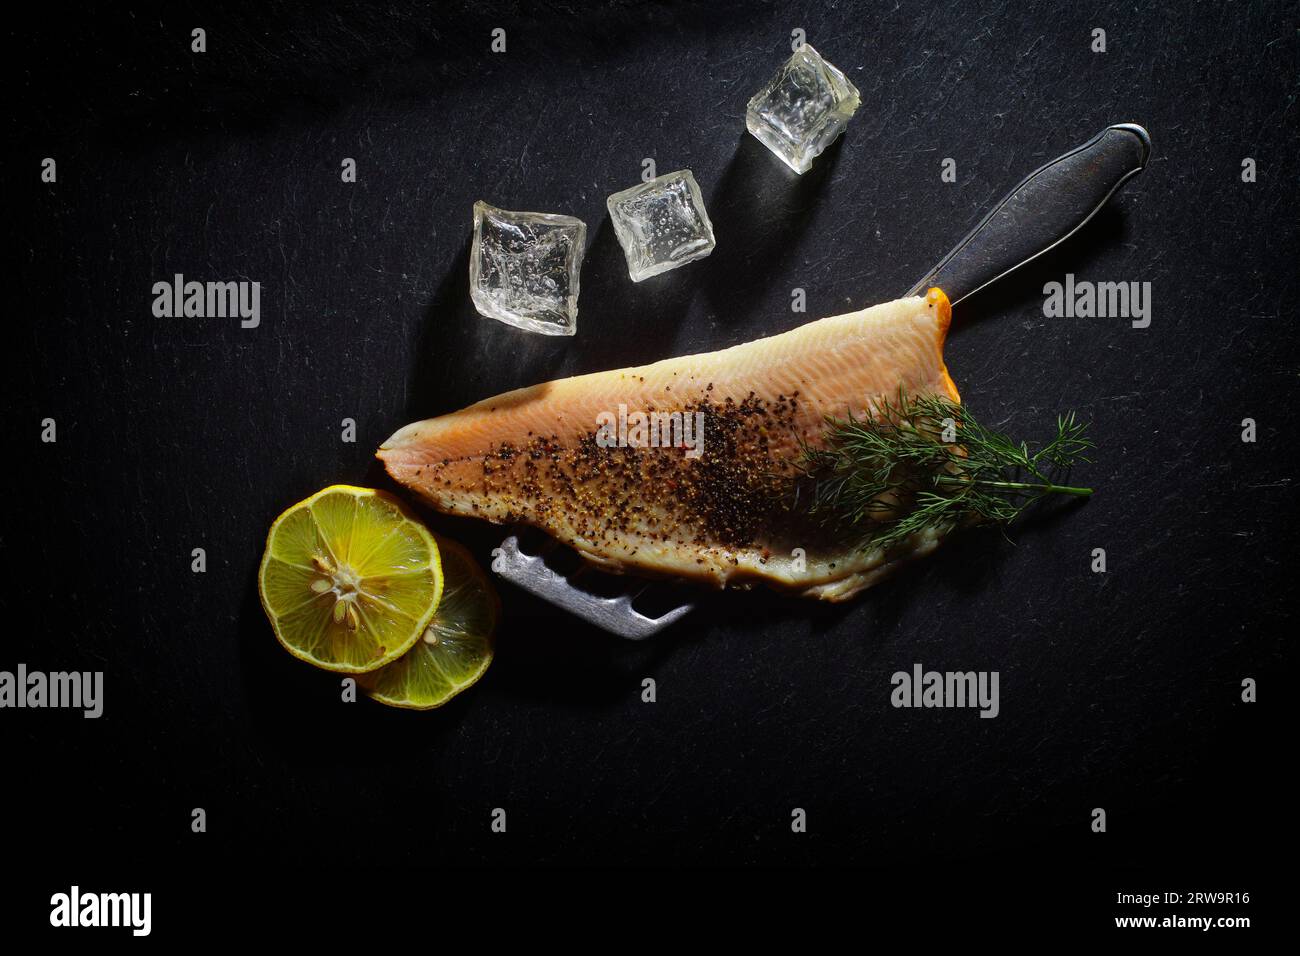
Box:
494, 123, 1152, 640
493, 535, 695, 639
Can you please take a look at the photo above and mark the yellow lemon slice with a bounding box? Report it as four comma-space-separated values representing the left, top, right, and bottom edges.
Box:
358, 536, 498, 709
258, 485, 443, 673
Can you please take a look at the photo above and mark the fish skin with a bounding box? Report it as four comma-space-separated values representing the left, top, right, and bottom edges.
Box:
379, 289, 958, 600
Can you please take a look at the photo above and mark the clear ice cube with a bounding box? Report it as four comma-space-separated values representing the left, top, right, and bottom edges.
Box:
606, 169, 716, 282
746, 44, 861, 174
469, 201, 587, 335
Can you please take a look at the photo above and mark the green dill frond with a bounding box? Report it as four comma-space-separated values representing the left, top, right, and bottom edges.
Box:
795, 389, 1094, 552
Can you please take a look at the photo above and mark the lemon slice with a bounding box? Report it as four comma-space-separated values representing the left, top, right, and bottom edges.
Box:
258, 485, 443, 673
358, 536, 498, 709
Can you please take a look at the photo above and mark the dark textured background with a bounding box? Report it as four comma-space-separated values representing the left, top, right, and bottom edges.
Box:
7, 0, 1296, 882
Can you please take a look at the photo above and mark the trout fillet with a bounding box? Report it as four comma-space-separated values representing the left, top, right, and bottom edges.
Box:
379, 288, 958, 601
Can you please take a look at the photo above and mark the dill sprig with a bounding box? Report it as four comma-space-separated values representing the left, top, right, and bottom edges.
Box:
796, 391, 1094, 551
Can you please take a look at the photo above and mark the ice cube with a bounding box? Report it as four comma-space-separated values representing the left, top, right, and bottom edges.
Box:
746, 44, 861, 174
469, 201, 587, 335
606, 169, 716, 282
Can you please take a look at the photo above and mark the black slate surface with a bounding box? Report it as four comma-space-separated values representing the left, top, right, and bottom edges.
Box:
7, 0, 1296, 884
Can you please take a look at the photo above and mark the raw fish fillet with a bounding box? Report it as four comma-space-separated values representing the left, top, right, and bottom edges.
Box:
379, 289, 958, 600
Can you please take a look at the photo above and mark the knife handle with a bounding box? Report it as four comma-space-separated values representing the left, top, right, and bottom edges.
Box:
907, 123, 1151, 305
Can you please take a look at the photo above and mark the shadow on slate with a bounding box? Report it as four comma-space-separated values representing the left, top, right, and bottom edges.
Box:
568, 216, 699, 370
700, 132, 843, 323
698, 580, 859, 637
235, 525, 681, 750
485, 597, 693, 707
409, 236, 477, 416
402, 235, 577, 423
235, 567, 474, 767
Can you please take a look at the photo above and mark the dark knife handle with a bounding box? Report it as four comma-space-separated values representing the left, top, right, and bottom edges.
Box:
906, 123, 1151, 305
